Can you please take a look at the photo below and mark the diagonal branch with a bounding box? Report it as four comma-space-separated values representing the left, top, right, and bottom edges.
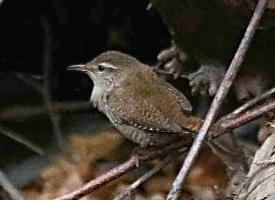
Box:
222, 86, 275, 121
40, 16, 66, 152
55, 157, 137, 200
0, 168, 24, 200
14, 16, 67, 153
0, 101, 91, 121
219, 99, 275, 134
53, 140, 190, 200
0, 125, 44, 155
112, 155, 175, 200
166, 0, 269, 199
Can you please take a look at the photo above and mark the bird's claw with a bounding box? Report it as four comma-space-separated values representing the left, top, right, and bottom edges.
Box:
132, 147, 149, 167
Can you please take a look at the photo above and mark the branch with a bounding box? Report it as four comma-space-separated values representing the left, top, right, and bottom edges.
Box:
0, 101, 91, 121
15, 73, 43, 93
112, 155, 174, 200
166, 0, 269, 199
0, 168, 24, 200
53, 140, 189, 200
222, 86, 275, 121
40, 16, 66, 152
0, 125, 44, 155
219, 99, 275, 134
55, 157, 137, 200
15, 17, 68, 151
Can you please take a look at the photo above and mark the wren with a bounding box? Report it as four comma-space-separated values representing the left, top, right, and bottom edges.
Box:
68, 51, 219, 147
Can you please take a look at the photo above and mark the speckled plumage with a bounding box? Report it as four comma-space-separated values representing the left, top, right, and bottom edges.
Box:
71, 51, 211, 147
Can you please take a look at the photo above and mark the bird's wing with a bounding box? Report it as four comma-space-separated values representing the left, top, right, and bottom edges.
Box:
160, 81, 193, 115
106, 82, 190, 133
106, 94, 182, 133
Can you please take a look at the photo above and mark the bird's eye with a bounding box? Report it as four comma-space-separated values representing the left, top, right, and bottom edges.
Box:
97, 64, 105, 72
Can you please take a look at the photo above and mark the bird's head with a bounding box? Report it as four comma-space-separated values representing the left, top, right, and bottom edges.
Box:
67, 51, 142, 89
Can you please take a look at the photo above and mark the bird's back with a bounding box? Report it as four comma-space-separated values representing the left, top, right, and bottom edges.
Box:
106, 66, 203, 134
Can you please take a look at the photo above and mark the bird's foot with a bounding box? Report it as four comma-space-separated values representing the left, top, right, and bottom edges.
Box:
132, 146, 156, 167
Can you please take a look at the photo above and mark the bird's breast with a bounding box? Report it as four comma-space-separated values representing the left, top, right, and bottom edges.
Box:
90, 86, 106, 111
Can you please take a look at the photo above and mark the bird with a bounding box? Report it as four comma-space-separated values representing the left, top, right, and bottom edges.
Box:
68, 51, 220, 147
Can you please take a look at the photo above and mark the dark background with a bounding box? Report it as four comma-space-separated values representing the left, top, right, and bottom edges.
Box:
0, 0, 170, 100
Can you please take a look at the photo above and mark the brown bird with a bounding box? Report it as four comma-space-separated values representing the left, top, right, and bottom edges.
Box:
68, 51, 217, 147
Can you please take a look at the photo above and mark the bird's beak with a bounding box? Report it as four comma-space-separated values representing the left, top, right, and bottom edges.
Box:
67, 64, 88, 72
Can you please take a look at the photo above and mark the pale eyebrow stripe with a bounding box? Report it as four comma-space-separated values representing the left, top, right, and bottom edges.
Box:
99, 62, 117, 69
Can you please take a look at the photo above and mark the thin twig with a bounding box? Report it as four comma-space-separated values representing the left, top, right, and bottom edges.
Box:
222, 86, 275, 121
0, 125, 44, 155
166, 0, 269, 199
53, 97, 275, 200
219, 99, 275, 135
15, 73, 43, 92
53, 141, 189, 200
113, 155, 174, 200
55, 157, 137, 200
40, 16, 66, 152
0, 101, 91, 121
15, 17, 67, 151
0, 168, 24, 200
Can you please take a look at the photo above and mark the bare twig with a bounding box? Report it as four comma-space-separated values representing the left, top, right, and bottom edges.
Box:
222, 86, 275, 121
15, 17, 67, 151
53, 140, 189, 200
0, 125, 44, 155
0, 101, 91, 121
113, 155, 174, 200
55, 157, 137, 200
40, 16, 66, 152
218, 99, 275, 135
0, 168, 24, 200
15, 73, 43, 92
166, 0, 269, 199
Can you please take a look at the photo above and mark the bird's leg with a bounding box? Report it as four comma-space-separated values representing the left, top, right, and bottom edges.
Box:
131, 137, 191, 167
132, 146, 158, 167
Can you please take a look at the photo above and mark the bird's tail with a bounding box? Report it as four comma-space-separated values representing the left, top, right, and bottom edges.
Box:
181, 116, 224, 139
